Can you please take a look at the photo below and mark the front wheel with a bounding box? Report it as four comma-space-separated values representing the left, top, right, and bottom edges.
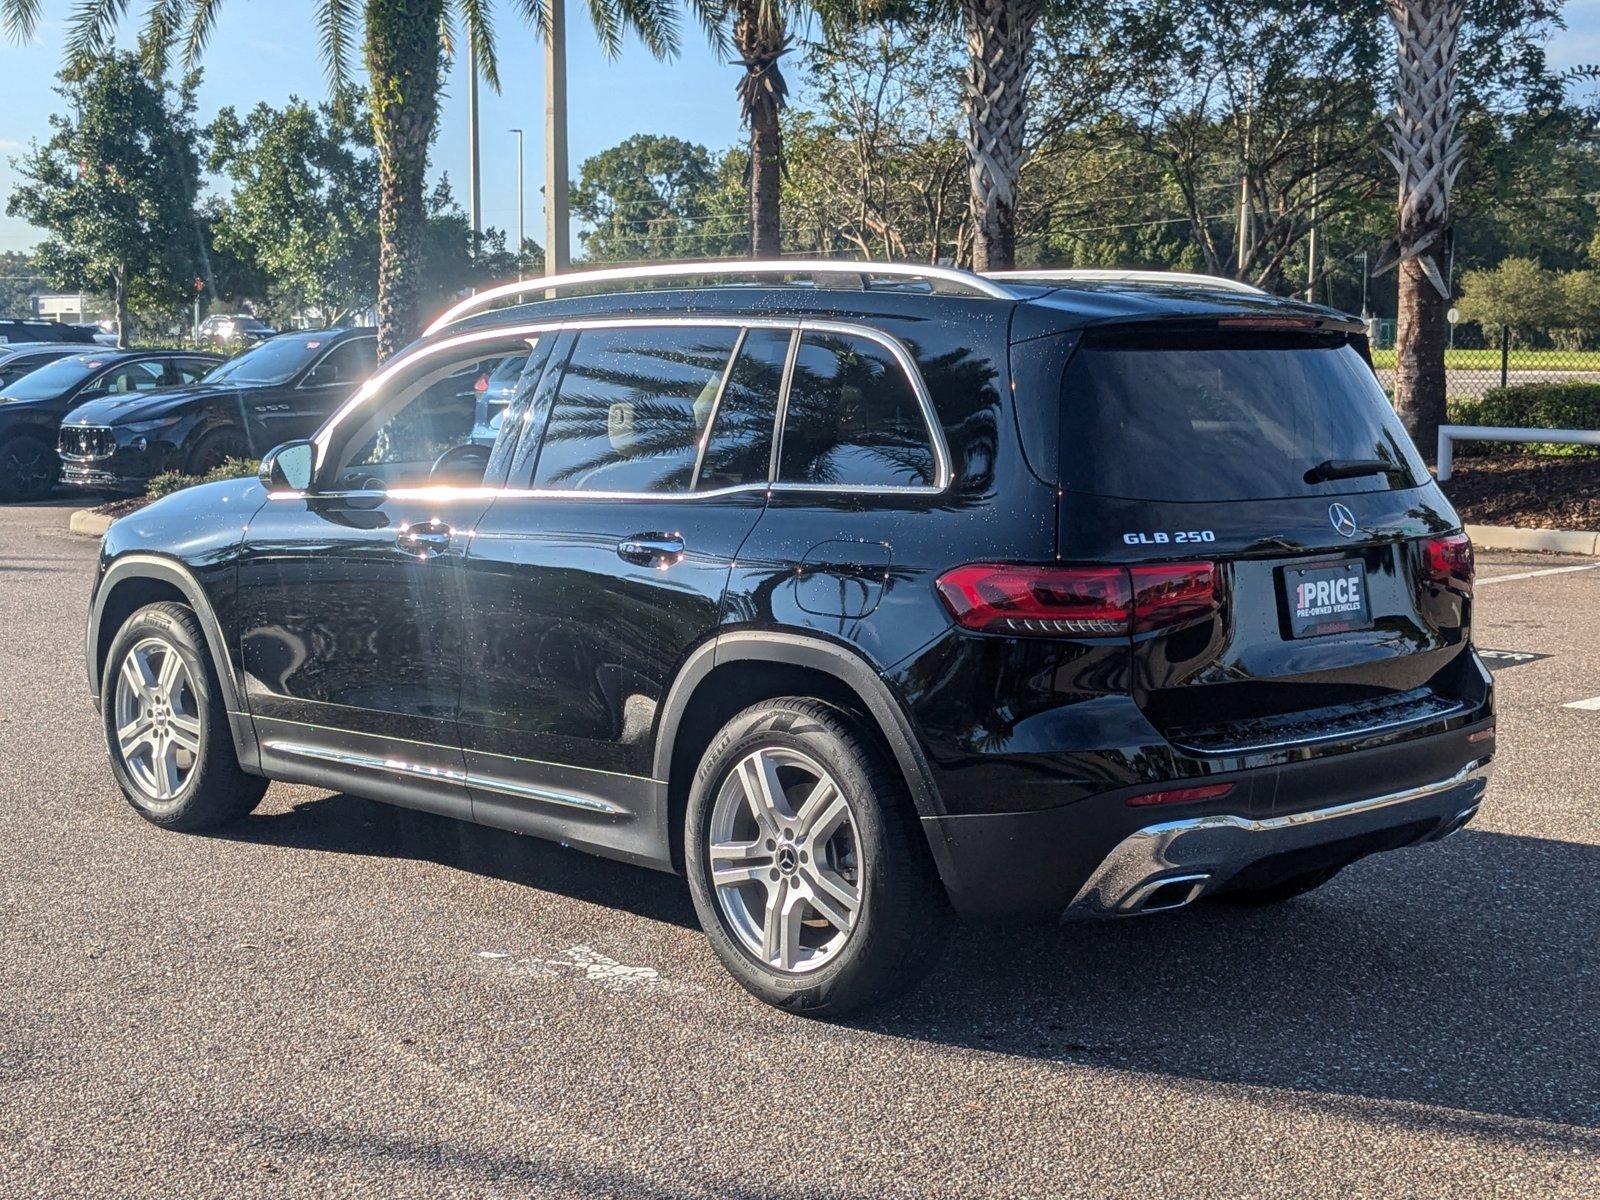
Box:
0, 432, 57, 502
103, 601, 267, 830
685, 698, 950, 1016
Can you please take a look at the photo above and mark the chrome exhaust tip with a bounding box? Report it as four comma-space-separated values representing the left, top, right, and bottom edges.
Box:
1124, 872, 1212, 914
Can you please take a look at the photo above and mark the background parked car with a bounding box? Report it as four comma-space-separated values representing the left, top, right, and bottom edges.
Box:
197, 314, 278, 349
0, 349, 221, 501
468, 353, 530, 445
0, 343, 84, 389
0, 318, 100, 346
59, 327, 377, 492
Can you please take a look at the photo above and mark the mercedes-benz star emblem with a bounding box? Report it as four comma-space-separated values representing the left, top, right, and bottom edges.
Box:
1328, 502, 1358, 538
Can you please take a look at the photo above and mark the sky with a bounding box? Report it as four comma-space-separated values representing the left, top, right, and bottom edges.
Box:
2, 1, 1599, 258
0, 4, 747, 255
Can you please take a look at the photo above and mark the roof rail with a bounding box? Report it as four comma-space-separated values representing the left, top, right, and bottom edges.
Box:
982, 269, 1267, 296
424, 259, 1013, 334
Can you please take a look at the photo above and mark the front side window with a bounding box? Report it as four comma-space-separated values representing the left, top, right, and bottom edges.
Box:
532, 326, 742, 493
778, 333, 936, 488
309, 337, 378, 386
95, 361, 167, 394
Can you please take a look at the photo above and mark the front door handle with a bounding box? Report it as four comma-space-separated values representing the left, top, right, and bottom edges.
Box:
398, 519, 453, 557
617, 533, 685, 568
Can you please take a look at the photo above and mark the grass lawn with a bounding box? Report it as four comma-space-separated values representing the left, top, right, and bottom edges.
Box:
1368, 347, 1600, 371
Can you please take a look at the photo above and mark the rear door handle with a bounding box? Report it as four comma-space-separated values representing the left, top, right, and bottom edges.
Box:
398, 519, 453, 557
617, 533, 685, 567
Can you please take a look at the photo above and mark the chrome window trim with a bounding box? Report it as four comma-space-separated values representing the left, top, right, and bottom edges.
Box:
309, 314, 951, 498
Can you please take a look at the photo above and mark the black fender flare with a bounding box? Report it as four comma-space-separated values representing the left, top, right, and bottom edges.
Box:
88, 553, 245, 714
650, 629, 947, 820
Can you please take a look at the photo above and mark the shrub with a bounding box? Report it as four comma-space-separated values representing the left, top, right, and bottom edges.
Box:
1449, 382, 1600, 457
143, 455, 259, 499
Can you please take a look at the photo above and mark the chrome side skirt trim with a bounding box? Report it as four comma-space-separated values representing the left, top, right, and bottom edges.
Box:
261, 739, 625, 816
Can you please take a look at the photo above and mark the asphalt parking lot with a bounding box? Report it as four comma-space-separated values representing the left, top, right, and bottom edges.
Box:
1, 499, 1596, 1198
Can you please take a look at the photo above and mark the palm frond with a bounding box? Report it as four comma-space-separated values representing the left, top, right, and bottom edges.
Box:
181, 0, 224, 73
455, 0, 502, 90
65, 0, 132, 68
316, 0, 356, 90
3, 0, 45, 42
139, 0, 187, 74
507, 0, 551, 41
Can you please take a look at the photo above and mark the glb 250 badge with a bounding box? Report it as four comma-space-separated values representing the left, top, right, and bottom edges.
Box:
1122, 530, 1217, 545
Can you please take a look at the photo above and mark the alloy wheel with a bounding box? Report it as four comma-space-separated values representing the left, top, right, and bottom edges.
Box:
707, 746, 863, 973
112, 636, 202, 805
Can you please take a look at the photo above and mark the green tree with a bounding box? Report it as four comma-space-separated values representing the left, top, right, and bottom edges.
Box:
1456, 256, 1564, 337
207, 95, 379, 325
572, 133, 746, 261
5, 0, 691, 358
5, 53, 201, 346
0, 250, 48, 316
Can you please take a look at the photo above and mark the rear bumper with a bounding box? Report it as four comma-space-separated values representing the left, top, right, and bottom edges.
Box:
1063, 757, 1488, 918
921, 719, 1494, 920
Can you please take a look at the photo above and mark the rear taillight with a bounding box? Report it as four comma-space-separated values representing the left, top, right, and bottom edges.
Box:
936, 562, 1219, 637
473, 374, 490, 393
935, 564, 1131, 635
1422, 533, 1473, 595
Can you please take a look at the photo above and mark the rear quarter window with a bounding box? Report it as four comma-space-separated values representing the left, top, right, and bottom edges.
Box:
1060, 332, 1427, 501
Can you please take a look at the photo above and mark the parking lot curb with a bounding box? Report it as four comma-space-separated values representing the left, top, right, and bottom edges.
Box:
1466, 523, 1600, 556
67, 510, 113, 539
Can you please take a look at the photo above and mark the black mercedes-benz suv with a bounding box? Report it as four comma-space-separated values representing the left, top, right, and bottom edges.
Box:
59, 327, 376, 491
82, 262, 1493, 1015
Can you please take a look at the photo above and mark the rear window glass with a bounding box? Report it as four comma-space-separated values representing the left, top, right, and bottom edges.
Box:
1060, 334, 1427, 501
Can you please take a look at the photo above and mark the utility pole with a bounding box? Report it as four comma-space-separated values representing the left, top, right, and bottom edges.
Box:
510, 128, 526, 279
1304, 128, 1320, 303
467, 40, 482, 260
543, 0, 571, 275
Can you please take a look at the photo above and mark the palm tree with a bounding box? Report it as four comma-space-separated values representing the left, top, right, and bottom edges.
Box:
961, 0, 1040, 270
1376, 0, 1463, 461
729, 0, 792, 257
4, 0, 684, 358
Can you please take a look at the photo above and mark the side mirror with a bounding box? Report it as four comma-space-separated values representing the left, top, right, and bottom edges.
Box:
259, 439, 315, 493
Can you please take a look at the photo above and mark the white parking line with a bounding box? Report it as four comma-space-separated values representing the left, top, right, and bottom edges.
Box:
1476, 562, 1600, 586
1562, 696, 1600, 711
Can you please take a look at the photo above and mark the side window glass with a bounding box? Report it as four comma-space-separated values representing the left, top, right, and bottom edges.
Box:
101, 361, 167, 393
347, 356, 501, 484
694, 328, 788, 490
778, 333, 936, 488
532, 326, 741, 494
311, 338, 377, 385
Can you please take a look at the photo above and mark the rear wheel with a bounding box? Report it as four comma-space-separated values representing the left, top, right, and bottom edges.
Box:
103, 601, 267, 830
185, 426, 251, 476
685, 697, 950, 1016
0, 432, 57, 501
1214, 864, 1342, 906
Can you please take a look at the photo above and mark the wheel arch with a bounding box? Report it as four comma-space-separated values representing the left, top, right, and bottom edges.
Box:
653, 631, 947, 871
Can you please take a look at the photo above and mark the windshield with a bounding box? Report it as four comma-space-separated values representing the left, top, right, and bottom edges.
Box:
1060, 332, 1428, 502
206, 334, 334, 385
0, 354, 101, 400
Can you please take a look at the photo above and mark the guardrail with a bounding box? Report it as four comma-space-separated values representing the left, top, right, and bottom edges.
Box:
1436, 424, 1600, 481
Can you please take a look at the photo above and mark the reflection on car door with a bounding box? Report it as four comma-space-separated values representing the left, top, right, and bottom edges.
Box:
236, 342, 531, 819
455, 323, 787, 866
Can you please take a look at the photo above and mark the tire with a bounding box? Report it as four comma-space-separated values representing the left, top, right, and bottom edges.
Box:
1214, 865, 1343, 907
685, 697, 950, 1016
102, 601, 267, 831
0, 432, 57, 502
184, 426, 251, 476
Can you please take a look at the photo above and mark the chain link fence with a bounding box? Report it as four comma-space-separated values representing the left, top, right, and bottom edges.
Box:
1368, 319, 1600, 404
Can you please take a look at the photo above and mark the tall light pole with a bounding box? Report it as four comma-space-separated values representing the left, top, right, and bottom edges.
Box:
543, 0, 570, 274
467, 40, 482, 260
510, 128, 526, 279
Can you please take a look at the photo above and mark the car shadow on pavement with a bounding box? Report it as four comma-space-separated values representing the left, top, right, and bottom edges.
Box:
225, 790, 699, 931
871, 827, 1600, 1141
226, 797, 1598, 1140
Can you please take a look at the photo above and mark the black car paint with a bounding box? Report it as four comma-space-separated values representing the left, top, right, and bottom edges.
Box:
59, 328, 375, 491
85, 282, 1493, 919
0, 350, 220, 482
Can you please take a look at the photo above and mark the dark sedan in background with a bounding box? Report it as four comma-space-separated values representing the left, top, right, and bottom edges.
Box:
0, 349, 220, 501
59, 327, 377, 493
0, 343, 84, 389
